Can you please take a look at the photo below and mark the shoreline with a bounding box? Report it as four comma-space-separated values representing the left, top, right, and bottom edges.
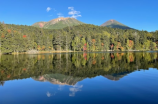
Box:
10, 50, 158, 55
1, 49, 158, 55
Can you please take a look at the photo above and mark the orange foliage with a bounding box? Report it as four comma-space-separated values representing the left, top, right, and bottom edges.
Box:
102, 56, 104, 60
1, 34, 5, 38
111, 54, 114, 58
23, 68, 27, 71
23, 35, 27, 38
117, 53, 121, 60
101, 43, 104, 46
83, 52, 87, 57
83, 46, 87, 51
129, 54, 134, 62
117, 53, 120, 57
83, 43, 87, 51
83, 52, 87, 60
121, 47, 124, 51
92, 60, 96, 65
110, 44, 114, 49
7, 74, 11, 78
121, 53, 125, 56
129, 40, 134, 49
1, 70, 4, 74
49, 46, 51, 49
92, 39, 96, 43
7, 29, 11, 33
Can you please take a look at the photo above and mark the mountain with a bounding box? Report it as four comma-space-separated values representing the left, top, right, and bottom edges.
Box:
32, 21, 47, 28
32, 17, 84, 29
104, 72, 130, 81
101, 19, 133, 29
33, 74, 84, 85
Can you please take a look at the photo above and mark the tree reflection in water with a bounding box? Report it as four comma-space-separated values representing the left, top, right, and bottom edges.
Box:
0, 52, 158, 86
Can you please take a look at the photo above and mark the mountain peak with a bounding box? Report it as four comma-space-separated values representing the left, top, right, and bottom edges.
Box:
109, 19, 115, 22
32, 17, 84, 29
50, 17, 72, 22
101, 19, 132, 29
101, 19, 122, 26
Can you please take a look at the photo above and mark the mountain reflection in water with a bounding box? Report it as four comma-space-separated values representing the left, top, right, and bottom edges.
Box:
0, 52, 158, 104
0, 52, 158, 85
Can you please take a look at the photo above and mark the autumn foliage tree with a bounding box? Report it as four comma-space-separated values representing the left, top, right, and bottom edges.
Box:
0, 22, 158, 54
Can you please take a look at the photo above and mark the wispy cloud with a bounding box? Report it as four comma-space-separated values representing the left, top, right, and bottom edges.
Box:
57, 13, 64, 17
69, 84, 83, 97
46, 7, 51, 12
46, 91, 56, 97
46, 92, 51, 97
68, 7, 81, 19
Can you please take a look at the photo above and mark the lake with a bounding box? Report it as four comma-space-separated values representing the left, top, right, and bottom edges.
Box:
0, 52, 158, 104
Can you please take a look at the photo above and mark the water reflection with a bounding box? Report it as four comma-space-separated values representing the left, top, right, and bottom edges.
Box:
0, 81, 5, 86
69, 84, 83, 97
0, 52, 158, 86
33, 74, 84, 97
33, 74, 84, 85
0, 52, 158, 104
104, 72, 130, 81
46, 92, 52, 97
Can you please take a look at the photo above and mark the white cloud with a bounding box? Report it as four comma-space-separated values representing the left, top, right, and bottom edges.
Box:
46, 92, 51, 97
46, 7, 51, 12
68, 7, 74, 10
46, 91, 56, 97
68, 7, 81, 19
69, 84, 83, 97
57, 13, 64, 17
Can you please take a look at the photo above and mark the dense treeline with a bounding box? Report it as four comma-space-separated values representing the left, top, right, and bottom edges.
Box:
0, 22, 158, 53
0, 52, 158, 83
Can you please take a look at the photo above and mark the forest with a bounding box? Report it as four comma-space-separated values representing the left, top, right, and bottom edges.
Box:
0, 52, 158, 85
0, 22, 158, 54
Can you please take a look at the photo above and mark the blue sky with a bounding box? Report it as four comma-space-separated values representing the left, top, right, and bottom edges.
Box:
0, 0, 158, 32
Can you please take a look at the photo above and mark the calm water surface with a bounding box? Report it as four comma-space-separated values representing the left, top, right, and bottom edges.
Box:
0, 52, 158, 104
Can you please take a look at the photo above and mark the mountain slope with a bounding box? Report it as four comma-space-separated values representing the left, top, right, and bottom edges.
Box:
104, 72, 131, 81
32, 21, 46, 28
33, 74, 84, 85
32, 17, 84, 29
101, 19, 133, 29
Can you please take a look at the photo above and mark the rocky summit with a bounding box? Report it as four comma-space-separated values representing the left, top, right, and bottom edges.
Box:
101, 19, 133, 29
32, 17, 84, 29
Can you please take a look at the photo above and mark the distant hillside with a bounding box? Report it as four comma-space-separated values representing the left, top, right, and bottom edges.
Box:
101, 19, 133, 29
104, 72, 131, 81
33, 74, 84, 85
32, 22, 46, 28
32, 17, 85, 29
